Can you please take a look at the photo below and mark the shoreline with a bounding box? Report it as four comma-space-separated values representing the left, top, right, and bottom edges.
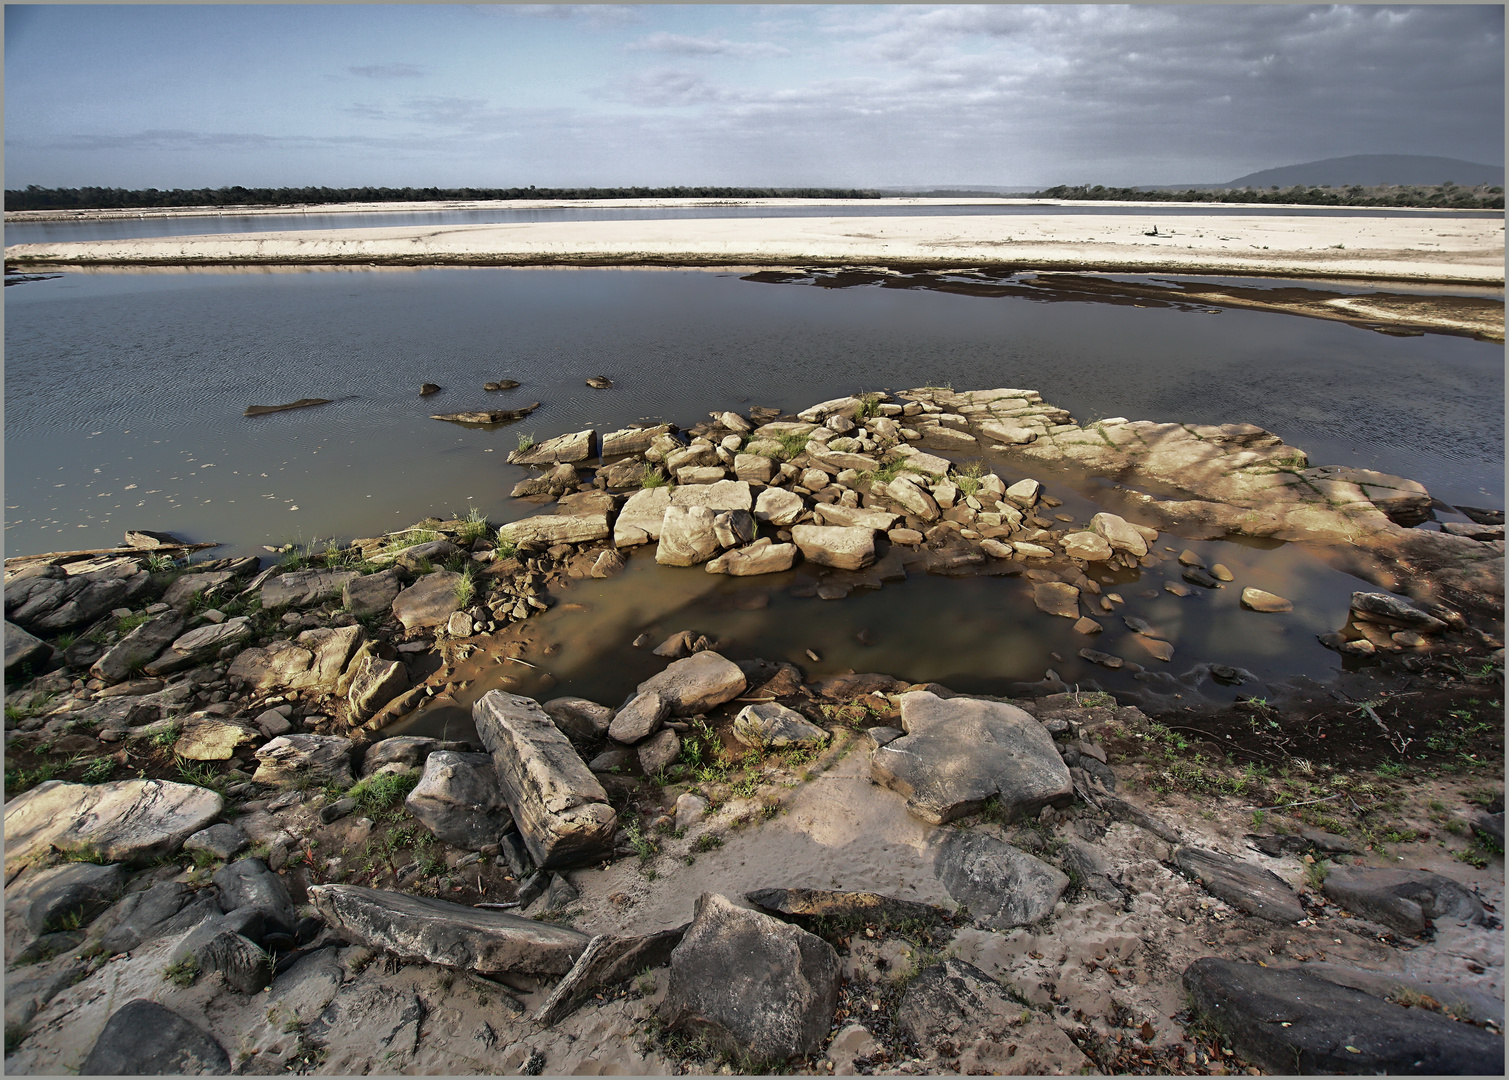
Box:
7, 207, 1504, 287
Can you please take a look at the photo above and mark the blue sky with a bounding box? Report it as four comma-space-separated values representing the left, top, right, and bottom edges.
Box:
5, 4, 1503, 189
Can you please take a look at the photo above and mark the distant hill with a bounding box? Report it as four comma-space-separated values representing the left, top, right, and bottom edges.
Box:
1220, 155, 1503, 189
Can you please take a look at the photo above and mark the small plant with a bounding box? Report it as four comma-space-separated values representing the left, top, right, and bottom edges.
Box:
454, 568, 477, 608
115, 612, 152, 635
517, 432, 536, 452
1303, 858, 1331, 890
149, 721, 182, 752
1072, 689, 1116, 709
80, 757, 115, 784
773, 432, 811, 459
692, 831, 724, 853
175, 757, 228, 795
1250, 808, 1267, 829
346, 770, 421, 818
858, 392, 883, 419
163, 955, 201, 988
456, 506, 490, 544
640, 466, 669, 489
493, 532, 519, 560
623, 818, 658, 866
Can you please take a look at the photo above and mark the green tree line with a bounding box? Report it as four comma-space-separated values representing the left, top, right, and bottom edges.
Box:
1030, 183, 1503, 209
4, 184, 881, 211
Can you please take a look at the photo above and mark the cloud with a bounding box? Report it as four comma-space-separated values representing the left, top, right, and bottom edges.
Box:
348, 63, 426, 80
613, 68, 725, 108
625, 32, 788, 58
487, 5, 643, 28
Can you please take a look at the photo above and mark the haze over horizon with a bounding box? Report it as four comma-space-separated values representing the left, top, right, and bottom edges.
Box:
4, 5, 1503, 191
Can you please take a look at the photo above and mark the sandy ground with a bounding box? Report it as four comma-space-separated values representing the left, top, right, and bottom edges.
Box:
6, 199, 1503, 284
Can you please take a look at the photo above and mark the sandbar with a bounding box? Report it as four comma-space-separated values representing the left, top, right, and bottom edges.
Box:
6, 199, 1503, 286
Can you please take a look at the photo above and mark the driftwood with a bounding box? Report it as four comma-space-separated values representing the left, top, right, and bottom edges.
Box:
4, 541, 219, 569
244, 398, 332, 417
430, 402, 541, 425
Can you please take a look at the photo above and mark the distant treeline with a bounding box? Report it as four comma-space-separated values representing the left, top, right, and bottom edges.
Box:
1031, 183, 1504, 209
4, 184, 882, 211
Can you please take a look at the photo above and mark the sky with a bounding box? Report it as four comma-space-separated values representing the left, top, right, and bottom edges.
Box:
4, 4, 1504, 190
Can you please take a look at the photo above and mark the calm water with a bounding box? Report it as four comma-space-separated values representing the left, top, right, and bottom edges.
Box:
6, 202, 1499, 246
5, 266, 1502, 706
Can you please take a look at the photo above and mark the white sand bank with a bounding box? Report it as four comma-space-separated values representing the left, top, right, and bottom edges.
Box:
7, 203, 1504, 284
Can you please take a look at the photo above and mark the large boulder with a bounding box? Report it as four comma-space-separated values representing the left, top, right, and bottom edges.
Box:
542, 697, 615, 743
613, 486, 672, 547
608, 691, 670, 745
213, 857, 296, 930
1182, 957, 1505, 1075
347, 654, 410, 721
1174, 846, 1305, 923
260, 568, 359, 609
932, 830, 1069, 929
882, 476, 939, 522
170, 915, 272, 994
731, 702, 828, 748
307, 884, 589, 975
79, 999, 231, 1076
602, 424, 674, 458
225, 640, 315, 692
498, 491, 613, 547
791, 524, 876, 571
633, 651, 747, 717
472, 691, 617, 870
404, 751, 515, 851
90, 611, 185, 684
660, 892, 839, 1062
173, 718, 259, 761
390, 571, 463, 631
6, 861, 127, 937
143, 617, 252, 675
706, 539, 797, 576
870, 691, 1073, 825
4, 780, 223, 873
4, 619, 52, 677
87, 880, 223, 956
535, 925, 690, 1025
754, 487, 805, 527
898, 958, 1091, 1074
289, 625, 365, 691
342, 568, 404, 618
1321, 866, 1486, 936
508, 429, 595, 466
1091, 512, 1151, 557
670, 479, 754, 512
656, 505, 722, 566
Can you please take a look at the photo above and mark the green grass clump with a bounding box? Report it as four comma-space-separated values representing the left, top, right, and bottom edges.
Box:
346, 770, 421, 818
456, 506, 490, 544
640, 466, 669, 489
516, 432, 536, 452
454, 568, 478, 608
773, 432, 811, 459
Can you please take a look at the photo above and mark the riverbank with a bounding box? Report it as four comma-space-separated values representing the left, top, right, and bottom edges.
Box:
7, 203, 1504, 285
4, 384, 1503, 1075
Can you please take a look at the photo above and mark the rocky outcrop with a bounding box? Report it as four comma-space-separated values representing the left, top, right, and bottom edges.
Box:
251, 734, 355, 788
391, 571, 463, 630
731, 702, 828, 748
1321, 866, 1486, 936
870, 691, 1073, 825
343, 568, 403, 618
632, 651, 747, 717
89, 611, 184, 684
508, 429, 595, 465
497, 491, 613, 546
4, 779, 223, 873
472, 691, 617, 869
260, 569, 359, 610
307, 884, 589, 975
79, 999, 231, 1075
661, 892, 840, 1062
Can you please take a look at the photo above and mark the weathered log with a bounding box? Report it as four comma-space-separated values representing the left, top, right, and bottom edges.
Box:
431, 402, 541, 425
243, 398, 332, 416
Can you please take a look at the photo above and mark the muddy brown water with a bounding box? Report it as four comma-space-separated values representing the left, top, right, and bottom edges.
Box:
6, 265, 1502, 730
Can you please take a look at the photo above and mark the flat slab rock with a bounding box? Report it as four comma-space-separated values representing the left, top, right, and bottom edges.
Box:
4, 779, 223, 873
1183, 956, 1505, 1075
1174, 845, 1304, 923
633, 650, 747, 717
534, 924, 690, 1026
661, 892, 840, 1062
931, 830, 1068, 929
1322, 866, 1486, 936
472, 690, 617, 870
307, 883, 590, 976
870, 691, 1073, 825
898, 958, 1091, 1075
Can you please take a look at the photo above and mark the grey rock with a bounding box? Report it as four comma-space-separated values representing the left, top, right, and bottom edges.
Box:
79, 999, 231, 1075
1322, 866, 1486, 936
791, 524, 876, 571
360, 735, 448, 776
814, 504, 901, 531
883, 476, 940, 522
307, 883, 589, 975
670, 479, 754, 512
89, 880, 222, 956
391, 571, 463, 631
347, 654, 410, 721
260, 569, 359, 610
588, 748, 634, 773
637, 729, 681, 775
754, 487, 805, 528
289, 625, 365, 692
543, 697, 615, 742
1240, 587, 1293, 613
712, 509, 756, 549
897, 958, 1090, 1074
173, 718, 259, 761
932, 830, 1068, 929
601, 424, 674, 458
473, 691, 617, 870
225, 640, 315, 691
661, 892, 839, 1062
183, 822, 250, 860
745, 888, 946, 928
509, 429, 596, 465
4, 780, 223, 873
1182, 957, 1504, 1075
342, 568, 404, 618
656, 505, 722, 566
213, 857, 296, 930
1033, 581, 1080, 618
4, 619, 52, 676
498, 501, 612, 547
870, 691, 1073, 825
633, 650, 747, 717
5, 950, 89, 1033
609, 691, 670, 744
405, 751, 515, 851
613, 486, 672, 547
1350, 591, 1449, 632
393, 539, 462, 573
144, 616, 252, 675
1059, 840, 1124, 902
535, 925, 689, 1025
1174, 846, 1304, 923
706, 538, 798, 576
89, 611, 185, 683
251, 734, 355, 788
8, 860, 126, 936
161, 570, 235, 609
171, 916, 272, 993
731, 702, 828, 748
1471, 811, 1504, 848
